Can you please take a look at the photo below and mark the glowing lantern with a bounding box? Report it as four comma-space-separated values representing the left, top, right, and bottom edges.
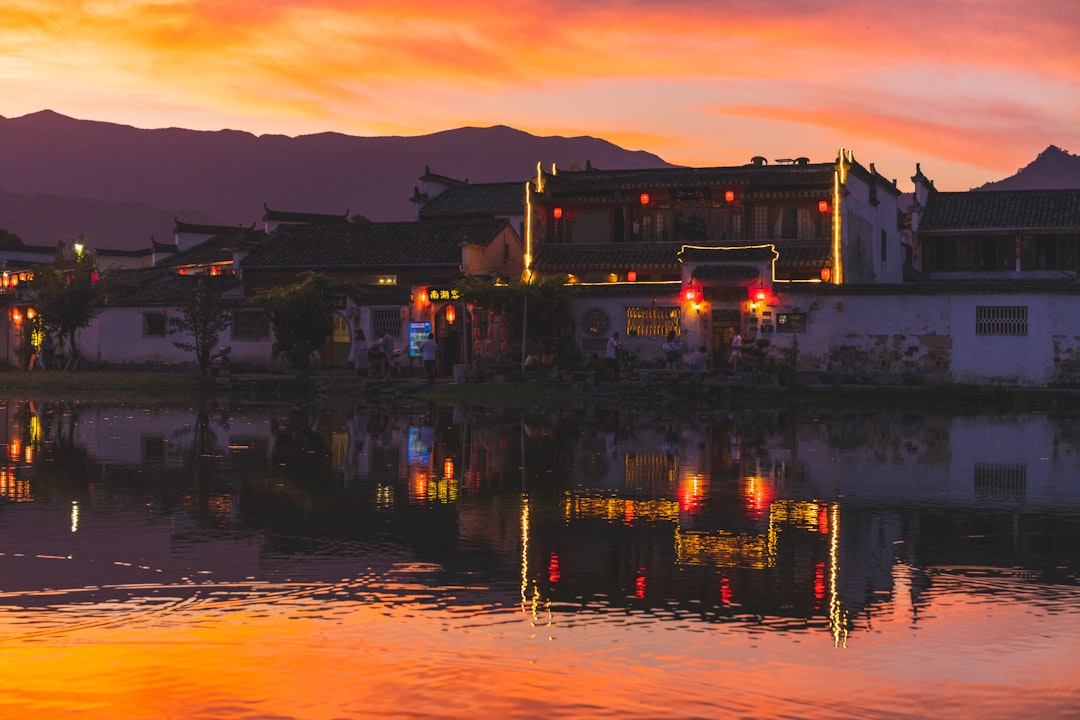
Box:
553, 207, 563, 219
26, 308, 35, 320
627, 271, 637, 282
818, 200, 830, 214
419, 290, 429, 306
725, 190, 735, 203
640, 193, 650, 205
820, 266, 832, 282
445, 304, 456, 324
683, 286, 700, 302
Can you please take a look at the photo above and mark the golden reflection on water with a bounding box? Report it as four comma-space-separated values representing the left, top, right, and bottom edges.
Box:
0, 579, 1077, 720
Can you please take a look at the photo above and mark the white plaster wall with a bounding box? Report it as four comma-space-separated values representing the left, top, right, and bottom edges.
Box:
767, 291, 1080, 386
949, 295, 1055, 385
85, 307, 274, 367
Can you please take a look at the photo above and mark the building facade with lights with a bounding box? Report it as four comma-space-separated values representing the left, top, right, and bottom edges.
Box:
524, 152, 905, 368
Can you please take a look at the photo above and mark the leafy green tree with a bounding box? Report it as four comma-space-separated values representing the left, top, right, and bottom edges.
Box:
256, 271, 335, 374
27, 237, 107, 370
456, 274, 576, 365
167, 275, 233, 379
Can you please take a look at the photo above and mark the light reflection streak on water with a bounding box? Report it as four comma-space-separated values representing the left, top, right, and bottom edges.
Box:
829, 502, 848, 648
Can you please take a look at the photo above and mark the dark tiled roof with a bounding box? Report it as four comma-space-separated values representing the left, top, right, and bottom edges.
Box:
107, 268, 242, 307
775, 244, 832, 268
242, 220, 511, 269
534, 242, 827, 273
418, 182, 525, 218
338, 284, 412, 305
98, 247, 155, 259
163, 229, 264, 269
263, 205, 350, 224
533, 243, 679, 272
920, 189, 1080, 232
542, 163, 835, 193
781, 279, 1080, 296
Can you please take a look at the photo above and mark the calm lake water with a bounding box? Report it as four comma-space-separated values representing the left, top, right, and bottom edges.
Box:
0, 398, 1077, 719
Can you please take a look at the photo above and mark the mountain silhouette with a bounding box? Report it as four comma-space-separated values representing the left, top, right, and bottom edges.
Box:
0, 110, 673, 250
976, 145, 1080, 191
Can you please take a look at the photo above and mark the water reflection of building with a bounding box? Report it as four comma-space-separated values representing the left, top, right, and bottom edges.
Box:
5, 400, 1077, 647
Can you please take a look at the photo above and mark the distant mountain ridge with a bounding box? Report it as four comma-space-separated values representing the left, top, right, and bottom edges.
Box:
976, 145, 1080, 191
1, 111, 1077, 252
0, 110, 673, 250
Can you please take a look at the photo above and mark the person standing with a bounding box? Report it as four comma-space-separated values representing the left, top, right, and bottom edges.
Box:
605, 332, 621, 381
730, 330, 743, 372
352, 328, 370, 378
380, 331, 396, 377
662, 330, 681, 370
420, 333, 438, 383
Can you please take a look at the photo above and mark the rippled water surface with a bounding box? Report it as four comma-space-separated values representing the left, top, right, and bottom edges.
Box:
0, 400, 1077, 718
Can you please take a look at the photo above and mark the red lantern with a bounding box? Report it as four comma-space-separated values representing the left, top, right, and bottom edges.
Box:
488, 311, 495, 324
488, 326, 495, 337
684, 287, 698, 302
820, 267, 832, 282
725, 190, 735, 203
500, 341, 509, 353
473, 327, 481, 339
499, 325, 508, 338
819, 200, 830, 214
445, 304, 456, 324
640, 193, 650, 205
627, 270, 637, 282
553, 207, 563, 219
484, 340, 493, 353
474, 340, 482, 353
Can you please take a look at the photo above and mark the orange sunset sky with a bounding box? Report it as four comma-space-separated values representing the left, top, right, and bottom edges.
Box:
1, 0, 1077, 191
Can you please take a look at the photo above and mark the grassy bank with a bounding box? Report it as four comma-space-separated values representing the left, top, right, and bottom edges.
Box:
3, 368, 1078, 414
0, 369, 205, 402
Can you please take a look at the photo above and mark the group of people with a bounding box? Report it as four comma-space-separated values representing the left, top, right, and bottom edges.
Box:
348, 327, 440, 383
604, 328, 747, 377
349, 328, 401, 380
